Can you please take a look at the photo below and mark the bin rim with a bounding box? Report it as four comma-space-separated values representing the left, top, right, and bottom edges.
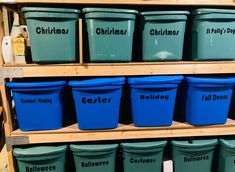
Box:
21, 7, 80, 14
128, 75, 183, 85
82, 8, 138, 14
192, 8, 235, 15
186, 77, 235, 85
69, 77, 125, 87
220, 139, 235, 149
70, 144, 118, 152
6, 80, 67, 88
121, 141, 167, 149
171, 139, 218, 148
141, 11, 190, 16
13, 145, 68, 158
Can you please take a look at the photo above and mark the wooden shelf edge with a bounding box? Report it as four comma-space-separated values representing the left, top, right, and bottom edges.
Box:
2, 0, 235, 6
9, 119, 235, 145
3, 61, 235, 77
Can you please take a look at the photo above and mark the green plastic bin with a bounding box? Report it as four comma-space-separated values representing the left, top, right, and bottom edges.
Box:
82, 8, 138, 62
172, 139, 218, 172
21, 7, 80, 63
13, 145, 68, 172
121, 141, 167, 172
141, 11, 189, 61
218, 139, 235, 172
192, 9, 235, 60
70, 144, 118, 172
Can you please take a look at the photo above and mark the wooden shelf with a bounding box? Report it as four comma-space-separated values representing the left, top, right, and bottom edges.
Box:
9, 119, 235, 145
2, 0, 235, 6
3, 61, 235, 78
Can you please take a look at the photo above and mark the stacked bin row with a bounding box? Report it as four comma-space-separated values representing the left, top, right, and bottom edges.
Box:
6, 76, 235, 131
13, 139, 235, 172
19, 7, 235, 63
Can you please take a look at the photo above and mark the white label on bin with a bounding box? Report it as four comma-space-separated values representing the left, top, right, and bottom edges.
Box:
81, 161, 109, 168
184, 155, 209, 162
26, 165, 56, 172
150, 29, 179, 36
206, 28, 235, 35
201, 94, 228, 101
96, 28, 127, 35
21, 98, 52, 104
129, 158, 157, 164
36, 27, 69, 35
82, 97, 111, 104
140, 94, 169, 101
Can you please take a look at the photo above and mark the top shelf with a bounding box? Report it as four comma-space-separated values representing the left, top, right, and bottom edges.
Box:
1, 0, 235, 5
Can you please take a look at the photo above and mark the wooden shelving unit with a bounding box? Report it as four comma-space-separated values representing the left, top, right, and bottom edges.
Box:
1, 1, 235, 172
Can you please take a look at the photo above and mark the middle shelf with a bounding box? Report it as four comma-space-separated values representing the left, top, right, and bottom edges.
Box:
9, 119, 235, 144
4, 61, 235, 77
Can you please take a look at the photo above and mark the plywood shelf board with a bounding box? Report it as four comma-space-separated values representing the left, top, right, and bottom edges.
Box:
3, 0, 235, 6
9, 119, 235, 144
4, 61, 235, 77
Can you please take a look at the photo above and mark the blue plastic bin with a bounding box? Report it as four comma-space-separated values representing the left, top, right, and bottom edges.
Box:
69, 77, 125, 130
128, 75, 183, 127
183, 77, 235, 125
6, 81, 67, 131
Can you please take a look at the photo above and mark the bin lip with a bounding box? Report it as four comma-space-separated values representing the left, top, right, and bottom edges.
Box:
171, 139, 218, 148
192, 8, 235, 15
82, 8, 138, 14
141, 11, 190, 16
6, 81, 67, 88
21, 7, 80, 14
69, 77, 125, 87
220, 139, 235, 149
128, 75, 183, 85
13, 145, 68, 158
121, 141, 167, 149
186, 77, 235, 85
70, 144, 118, 152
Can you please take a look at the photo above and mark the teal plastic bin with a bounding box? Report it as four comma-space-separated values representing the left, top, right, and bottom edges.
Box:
22, 7, 80, 63
141, 11, 189, 61
14, 145, 68, 172
83, 8, 138, 62
121, 141, 167, 172
172, 139, 218, 172
218, 139, 235, 172
192, 9, 235, 60
70, 144, 118, 172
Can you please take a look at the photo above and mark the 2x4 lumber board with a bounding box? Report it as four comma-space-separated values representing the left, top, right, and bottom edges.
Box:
4, 61, 235, 77
10, 119, 235, 144
3, 0, 235, 5
0, 84, 13, 137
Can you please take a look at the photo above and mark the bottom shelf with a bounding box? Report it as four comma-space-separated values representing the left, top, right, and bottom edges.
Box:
9, 119, 235, 145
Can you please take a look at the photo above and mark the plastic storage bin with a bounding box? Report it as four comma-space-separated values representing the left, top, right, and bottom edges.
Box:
6, 81, 66, 131
83, 8, 138, 62
70, 144, 118, 172
69, 77, 125, 130
128, 75, 183, 127
218, 139, 235, 172
141, 11, 189, 61
14, 145, 68, 172
192, 9, 235, 60
172, 139, 218, 172
121, 141, 167, 172
183, 77, 235, 126
22, 7, 80, 63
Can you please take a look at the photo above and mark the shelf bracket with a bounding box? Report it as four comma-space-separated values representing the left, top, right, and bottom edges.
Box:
6, 136, 29, 151
0, 68, 23, 84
